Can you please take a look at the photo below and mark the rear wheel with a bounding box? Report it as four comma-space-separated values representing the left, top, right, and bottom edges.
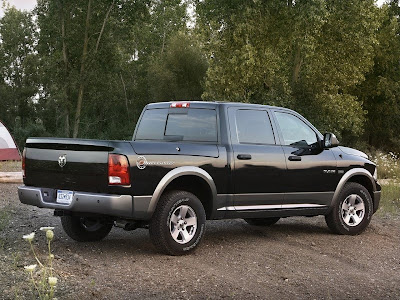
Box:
244, 217, 280, 226
61, 216, 113, 242
149, 190, 206, 255
325, 182, 373, 235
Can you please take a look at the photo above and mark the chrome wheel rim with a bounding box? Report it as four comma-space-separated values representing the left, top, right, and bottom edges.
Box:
169, 205, 197, 244
341, 194, 365, 227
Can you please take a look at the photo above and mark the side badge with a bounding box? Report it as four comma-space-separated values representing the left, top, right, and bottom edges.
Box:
136, 156, 147, 170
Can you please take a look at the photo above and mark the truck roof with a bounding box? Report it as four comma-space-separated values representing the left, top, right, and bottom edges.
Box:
146, 101, 289, 111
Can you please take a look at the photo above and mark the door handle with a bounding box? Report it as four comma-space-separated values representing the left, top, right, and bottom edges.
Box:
237, 154, 252, 160
288, 156, 301, 161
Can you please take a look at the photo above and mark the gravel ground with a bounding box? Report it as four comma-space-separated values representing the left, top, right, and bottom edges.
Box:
0, 183, 399, 299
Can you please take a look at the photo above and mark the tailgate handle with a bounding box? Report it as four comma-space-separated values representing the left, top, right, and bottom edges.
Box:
288, 156, 302, 161
237, 154, 252, 160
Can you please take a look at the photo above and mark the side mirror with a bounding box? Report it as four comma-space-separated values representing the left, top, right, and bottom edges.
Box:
323, 133, 339, 148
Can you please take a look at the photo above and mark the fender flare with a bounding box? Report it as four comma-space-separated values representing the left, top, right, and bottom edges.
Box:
147, 166, 217, 215
331, 168, 376, 206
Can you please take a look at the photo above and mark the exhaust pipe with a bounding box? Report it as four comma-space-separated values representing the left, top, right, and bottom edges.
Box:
114, 220, 139, 231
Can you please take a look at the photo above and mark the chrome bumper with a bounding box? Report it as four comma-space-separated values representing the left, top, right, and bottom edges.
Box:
18, 186, 133, 218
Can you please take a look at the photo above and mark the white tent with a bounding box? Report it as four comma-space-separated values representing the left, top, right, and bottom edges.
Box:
0, 121, 20, 161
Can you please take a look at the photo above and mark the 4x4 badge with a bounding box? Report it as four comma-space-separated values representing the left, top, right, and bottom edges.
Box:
58, 154, 67, 168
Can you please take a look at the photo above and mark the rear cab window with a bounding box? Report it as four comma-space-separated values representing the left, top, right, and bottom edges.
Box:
135, 108, 218, 142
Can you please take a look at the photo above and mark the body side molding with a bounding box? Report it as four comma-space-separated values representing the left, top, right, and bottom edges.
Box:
217, 203, 327, 211
148, 166, 217, 215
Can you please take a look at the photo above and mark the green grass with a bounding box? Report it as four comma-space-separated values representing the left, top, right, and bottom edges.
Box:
0, 209, 9, 232
0, 161, 22, 172
377, 182, 400, 216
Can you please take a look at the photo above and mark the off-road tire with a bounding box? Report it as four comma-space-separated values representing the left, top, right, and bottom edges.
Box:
149, 190, 206, 256
244, 217, 280, 226
325, 182, 373, 235
61, 216, 113, 242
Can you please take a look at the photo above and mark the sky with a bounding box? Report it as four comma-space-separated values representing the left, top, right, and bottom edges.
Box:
0, 0, 36, 17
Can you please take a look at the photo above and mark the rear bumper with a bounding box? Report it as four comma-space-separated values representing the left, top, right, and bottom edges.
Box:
18, 186, 134, 218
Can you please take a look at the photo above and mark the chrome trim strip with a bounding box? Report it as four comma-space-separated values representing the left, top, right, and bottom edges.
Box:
148, 166, 217, 215
217, 203, 327, 211
231, 192, 333, 196
282, 204, 326, 209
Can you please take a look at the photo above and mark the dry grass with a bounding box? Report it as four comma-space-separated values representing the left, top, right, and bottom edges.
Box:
369, 151, 400, 180
0, 161, 21, 172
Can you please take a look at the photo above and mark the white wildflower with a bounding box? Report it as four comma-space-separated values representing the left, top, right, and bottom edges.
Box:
24, 264, 37, 272
48, 277, 57, 286
23, 232, 35, 242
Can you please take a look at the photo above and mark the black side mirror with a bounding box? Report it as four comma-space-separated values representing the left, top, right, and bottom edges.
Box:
323, 133, 339, 148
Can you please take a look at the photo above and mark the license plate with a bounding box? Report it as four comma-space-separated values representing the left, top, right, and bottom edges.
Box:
56, 190, 74, 204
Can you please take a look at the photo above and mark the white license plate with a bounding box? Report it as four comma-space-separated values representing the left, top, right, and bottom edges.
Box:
56, 190, 74, 204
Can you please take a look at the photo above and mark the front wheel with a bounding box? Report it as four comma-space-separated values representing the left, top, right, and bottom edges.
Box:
61, 216, 113, 242
149, 190, 206, 255
325, 182, 373, 235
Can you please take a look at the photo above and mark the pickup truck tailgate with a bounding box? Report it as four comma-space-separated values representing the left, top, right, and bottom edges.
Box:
24, 138, 113, 193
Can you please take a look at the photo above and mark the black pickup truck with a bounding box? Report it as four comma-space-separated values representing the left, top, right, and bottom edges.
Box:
18, 101, 381, 255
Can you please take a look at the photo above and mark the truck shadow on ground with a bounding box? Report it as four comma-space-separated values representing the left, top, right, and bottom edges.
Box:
52, 218, 332, 256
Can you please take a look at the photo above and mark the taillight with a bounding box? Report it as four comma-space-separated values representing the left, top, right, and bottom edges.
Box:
108, 154, 130, 185
22, 148, 26, 178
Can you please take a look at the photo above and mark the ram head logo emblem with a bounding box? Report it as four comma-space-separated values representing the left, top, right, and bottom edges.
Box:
58, 154, 67, 168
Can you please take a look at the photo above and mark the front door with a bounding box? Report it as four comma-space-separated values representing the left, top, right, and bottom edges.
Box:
272, 110, 339, 206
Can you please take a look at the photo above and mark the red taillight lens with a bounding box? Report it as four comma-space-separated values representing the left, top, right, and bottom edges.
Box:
108, 154, 130, 185
22, 148, 26, 178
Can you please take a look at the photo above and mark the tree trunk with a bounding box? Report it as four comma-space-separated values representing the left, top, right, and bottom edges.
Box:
60, 0, 70, 137
119, 73, 130, 120
73, 0, 92, 138
95, 0, 115, 53
292, 45, 302, 85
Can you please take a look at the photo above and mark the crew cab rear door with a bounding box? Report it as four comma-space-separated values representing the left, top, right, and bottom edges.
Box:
228, 107, 286, 209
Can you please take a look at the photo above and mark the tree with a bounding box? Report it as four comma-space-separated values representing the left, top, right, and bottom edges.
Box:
196, 0, 381, 141
147, 32, 208, 101
35, 0, 149, 138
0, 6, 38, 128
355, 1, 400, 151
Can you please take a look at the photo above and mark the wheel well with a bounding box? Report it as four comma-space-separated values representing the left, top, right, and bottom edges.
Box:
347, 175, 374, 201
163, 175, 213, 219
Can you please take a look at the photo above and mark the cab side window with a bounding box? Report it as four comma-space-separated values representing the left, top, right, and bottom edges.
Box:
235, 110, 275, 145
274, 112, 318, 147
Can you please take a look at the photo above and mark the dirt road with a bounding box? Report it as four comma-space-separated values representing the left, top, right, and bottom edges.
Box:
1, 183, 399, 299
